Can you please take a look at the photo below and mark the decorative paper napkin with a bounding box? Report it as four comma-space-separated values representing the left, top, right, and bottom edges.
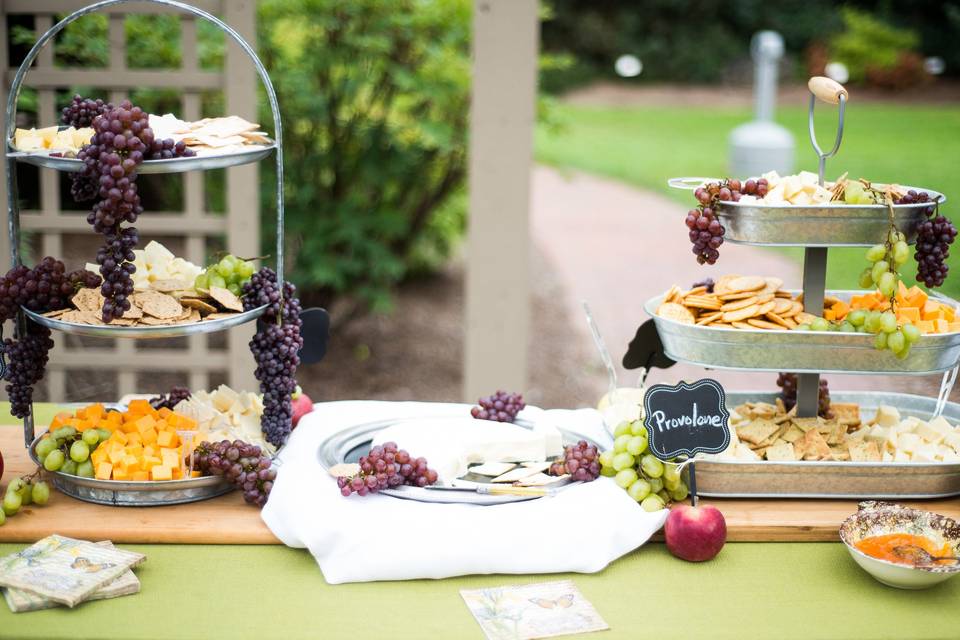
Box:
461, 579, 609, 640
2, 541, 141, 613
0, 535, 145, 608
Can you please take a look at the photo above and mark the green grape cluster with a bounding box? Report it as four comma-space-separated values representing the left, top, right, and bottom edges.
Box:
795, 309, 921, 359
1, 475, 51, 524
858, 228, 909, 298
843, 181, 881, 205
599, 420, 689, 512
35, 425, 111, 478
194, 254, 256, 297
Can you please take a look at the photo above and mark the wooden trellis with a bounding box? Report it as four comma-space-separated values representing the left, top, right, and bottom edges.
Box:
0, 0, 259, 401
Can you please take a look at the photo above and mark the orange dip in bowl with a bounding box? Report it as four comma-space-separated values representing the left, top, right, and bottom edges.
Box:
855, 533, 955, 566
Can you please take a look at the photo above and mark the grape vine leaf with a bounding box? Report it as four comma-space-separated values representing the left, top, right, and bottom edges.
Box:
299, 308, 330, 365
622, 319, 675, 371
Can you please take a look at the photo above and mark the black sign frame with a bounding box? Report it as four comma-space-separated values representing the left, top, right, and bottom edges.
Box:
642, 378, 730, 460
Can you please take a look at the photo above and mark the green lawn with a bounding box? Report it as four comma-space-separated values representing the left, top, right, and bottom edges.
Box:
535, 100, 960, 299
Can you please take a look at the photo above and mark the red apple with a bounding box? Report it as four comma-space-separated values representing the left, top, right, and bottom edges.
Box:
291, 387, 314, 428
664, 503, 727, 562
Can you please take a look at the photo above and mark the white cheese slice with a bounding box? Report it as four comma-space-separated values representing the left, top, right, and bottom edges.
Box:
516, 473, 566, 487
944, 431, 960, 453
897, 432, 921, 454
874, 406, 901, 428
893, 450, 910, 462
371, 417, 551, 483
467, 462, 517, 477
914, 420, 945, 444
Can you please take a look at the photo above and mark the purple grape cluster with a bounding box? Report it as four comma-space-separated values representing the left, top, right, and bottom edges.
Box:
75, 100, 152, 321
686, 179, 769, 265
146, 137, 195, 160
336, 441, 439, 497
194, 439, 276, 507
149, 386, 191, 411
776, 372, 831, 418
471, 390, 525, 422
0, 258, 100, 320
242, 267, 303, 447
0, 258, 101, 418
61, 95, 113, 128
898, 192, 957, 289
2, 324, 54, 418
548, 440, 600, 482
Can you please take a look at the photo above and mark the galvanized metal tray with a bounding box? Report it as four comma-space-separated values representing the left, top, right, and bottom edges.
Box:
316, 412, 602, 505
22, 304, 267, 339
668, 178, 945, 246
7, 141, 275, 174
697, 391, 960, 499
27, 433, 232, 506
646, 289, 960, 375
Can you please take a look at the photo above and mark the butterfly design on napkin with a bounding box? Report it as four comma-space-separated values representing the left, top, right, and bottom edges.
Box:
71, 557, 114, 573
529, 594, 574, 609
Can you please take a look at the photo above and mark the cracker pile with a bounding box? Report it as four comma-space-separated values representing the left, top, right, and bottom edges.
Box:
719, 399, 864, 462
656, 274, 816, 330
44, 283, 244, 328
149, 114, 269, 155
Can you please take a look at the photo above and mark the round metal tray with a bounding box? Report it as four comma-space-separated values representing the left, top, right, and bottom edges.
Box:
668, 178, 946, 246
316, 413, 602, 505
27, 433, 232, 506
697, 391, 960, 499
22, 304, 267, 339
646, 290, 960, 375
7, 141, 275, 174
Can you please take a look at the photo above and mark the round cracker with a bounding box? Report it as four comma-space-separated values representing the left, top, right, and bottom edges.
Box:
725, 276, 765, 293
713, 274, 742, 295
756, 300, 776, 316
773, 298, 793, 315
723, 304, 761, 323
657, 302, 695, 324
731, 321, 755, 329
747, 318, 787, 330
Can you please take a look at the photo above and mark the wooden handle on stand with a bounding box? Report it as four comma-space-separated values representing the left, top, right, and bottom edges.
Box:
808, 76, 849, 104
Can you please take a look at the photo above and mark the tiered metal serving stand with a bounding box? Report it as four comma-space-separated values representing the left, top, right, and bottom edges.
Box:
658, 77, 960, 499
5, 0, 286, 505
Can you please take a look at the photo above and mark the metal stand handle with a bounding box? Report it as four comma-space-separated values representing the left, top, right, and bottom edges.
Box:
797, 77, 849, 417
5, 0, 286, 447
807, 76, 848, 187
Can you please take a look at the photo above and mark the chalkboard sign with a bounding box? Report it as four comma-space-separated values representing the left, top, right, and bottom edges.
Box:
623, 319, 675, 371
299, 307, 331, 365
642, 379, 730, 460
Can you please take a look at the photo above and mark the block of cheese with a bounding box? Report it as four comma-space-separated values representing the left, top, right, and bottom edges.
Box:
371, 417, 555, 483
874, 405, 901, 428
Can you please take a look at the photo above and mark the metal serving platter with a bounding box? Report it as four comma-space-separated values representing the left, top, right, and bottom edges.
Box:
22, 304, 267, 339
27, 433, 232, 506
646, 289, 960, 375
316, 413, 602, 505
697, 391, 960, 499
668, 178, 945, 246
7, 141, 276, 174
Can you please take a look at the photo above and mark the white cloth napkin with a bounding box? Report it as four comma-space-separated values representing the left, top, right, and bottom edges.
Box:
261, 401, 667, 584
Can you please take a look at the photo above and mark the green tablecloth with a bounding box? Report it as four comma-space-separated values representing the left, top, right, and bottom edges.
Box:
2, 542, 959, 640
2, 404, 960, 639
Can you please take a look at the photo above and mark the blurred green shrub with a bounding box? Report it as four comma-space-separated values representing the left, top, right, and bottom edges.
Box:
828, 8, 922, 87
257, 0, 471, 312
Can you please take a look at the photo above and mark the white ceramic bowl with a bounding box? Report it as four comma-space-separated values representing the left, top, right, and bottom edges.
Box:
840, 501, 960, 590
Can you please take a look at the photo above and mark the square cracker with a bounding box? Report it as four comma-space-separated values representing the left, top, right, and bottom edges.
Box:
766, 441, 797, 461
736, 418, 780, 445
848, 441, 882, 462
799, 429, 832, 461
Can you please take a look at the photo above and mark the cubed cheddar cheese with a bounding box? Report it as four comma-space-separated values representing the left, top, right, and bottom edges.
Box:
157, 430, 179, 448
132, 471, 150, 481
151, 466, 173, 481
96, 462, 113, 480
141, 428, 158, 445
160, 448, 180, 469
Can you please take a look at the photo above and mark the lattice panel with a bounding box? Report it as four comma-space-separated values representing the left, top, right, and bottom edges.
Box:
0, 0, 260, 402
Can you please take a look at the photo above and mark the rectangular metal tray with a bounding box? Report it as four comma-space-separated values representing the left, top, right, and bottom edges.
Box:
646, 289, 960, 375
697, 391, 960, 499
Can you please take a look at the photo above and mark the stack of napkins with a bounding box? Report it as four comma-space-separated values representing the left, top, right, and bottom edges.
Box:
0, 535, 145, 612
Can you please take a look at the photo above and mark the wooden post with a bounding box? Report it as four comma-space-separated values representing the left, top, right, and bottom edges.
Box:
224, 0, 259, 393
464, 0, 538, 400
